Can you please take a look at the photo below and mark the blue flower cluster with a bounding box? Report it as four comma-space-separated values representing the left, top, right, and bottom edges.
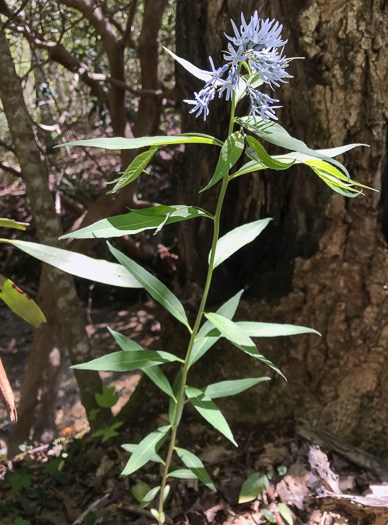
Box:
184, 12, 292, 121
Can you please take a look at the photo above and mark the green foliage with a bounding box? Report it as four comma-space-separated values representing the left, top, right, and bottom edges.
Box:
10, 519, 29, 525
278, 503, 294, 525
174, 447, 216, 491
0, 221, 46, 327
5, 469, 32, 493
16, 14, 370, 524
92, 421, 123, 443
211, 218, 272, 269
95, 386, 120, 408
60, 205, 212, 240
238, 472, 269, 503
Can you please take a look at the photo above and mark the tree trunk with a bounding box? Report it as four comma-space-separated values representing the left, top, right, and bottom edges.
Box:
171, 0, 388, 457
0, 24, 112, 454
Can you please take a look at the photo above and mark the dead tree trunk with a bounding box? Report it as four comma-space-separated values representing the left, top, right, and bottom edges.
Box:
171, 0, 388, 457
0, 24, 112, 454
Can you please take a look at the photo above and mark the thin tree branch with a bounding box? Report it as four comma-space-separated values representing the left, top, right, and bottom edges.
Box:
58, 0, 117, 47
0, 160, 21, 176
2, 0, 29, 28
119, 0, 138, 47
14, 24, 108, 103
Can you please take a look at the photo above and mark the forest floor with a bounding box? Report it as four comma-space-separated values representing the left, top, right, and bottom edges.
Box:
1, 298, 388, 525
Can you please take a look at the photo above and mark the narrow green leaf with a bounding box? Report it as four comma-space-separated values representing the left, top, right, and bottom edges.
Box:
143, 366, 175, 400
132, 481, 152, 504
0, 218, 29, 230
121, 444, 164, 464
163, 485, 170, 503
238, 472, 270, 503
108, 147, 157, 194
212, 218, 272, 269
236, 321, 320, 338
140, 486, 160, 508
107, 326, 144, 351
201, 131, 245, 192
246, 136, 295, 170
168, 469, 198, 479
108, 242, 190, 330
175, 446, 216, 491
59, 133, 222, 150
181, 132, 223, 147
71, 349, 180, 371
231, 159, 267, 178
190, 290, 244, 366
277, 503, 294, 525
0, 239, 142, 288
164, 47, 219, 83
121, 426, 171, 476
239, 116, 353, 178
61, 205, 210, 240
204, 313, 286, 379
204, 377, 270, 399
204, 312, 255, 348
0, 274, 46, 327
185, 386, 237, 446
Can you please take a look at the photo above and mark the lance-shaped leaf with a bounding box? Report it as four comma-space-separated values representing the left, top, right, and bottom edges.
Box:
204, 377, 270, 399
204, 313, 286, 379
277, 503, 294, 525
201, 131, 245, 192
246, 136, 295, 170
108, 242, 191, 330
60, 205, 211, 240
236, 321, 320, 338
71, 349, 181, 372
140, 486, 161, 508
143, 366, 175, 400
107, 147, 158, 194
107, 330, 176, 397
168, 469, 198, 479
185, 386, 237, 446
211, 218, 272, 269
0, 239, 142, 288
0, 218, 29, 230
190, 289, 244, 366
108, 326, 144, 351
121, 426, 171, 476
239, 116, 367, 179
0, 274, 46, 327
121, 444, 164, 464
59, 133, 222, 150
204, 312, 256, 349
164, 47, 220, 83
175, 446, 216, 491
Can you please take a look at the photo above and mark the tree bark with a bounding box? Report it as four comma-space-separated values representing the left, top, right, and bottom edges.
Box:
0, 24, 112, 453
172, 0, 388, 457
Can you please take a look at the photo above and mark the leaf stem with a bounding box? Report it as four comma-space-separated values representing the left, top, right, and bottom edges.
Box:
157, 100, 237, 524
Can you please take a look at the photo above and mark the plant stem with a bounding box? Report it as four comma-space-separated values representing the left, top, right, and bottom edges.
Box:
157, 103, 236, 523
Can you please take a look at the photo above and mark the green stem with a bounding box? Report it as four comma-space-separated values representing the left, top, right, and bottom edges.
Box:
157, 102, 236, 524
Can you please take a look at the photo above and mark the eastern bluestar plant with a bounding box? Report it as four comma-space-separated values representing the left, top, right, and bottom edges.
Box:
5, 11, 372, 525
184, 13, 292, 121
